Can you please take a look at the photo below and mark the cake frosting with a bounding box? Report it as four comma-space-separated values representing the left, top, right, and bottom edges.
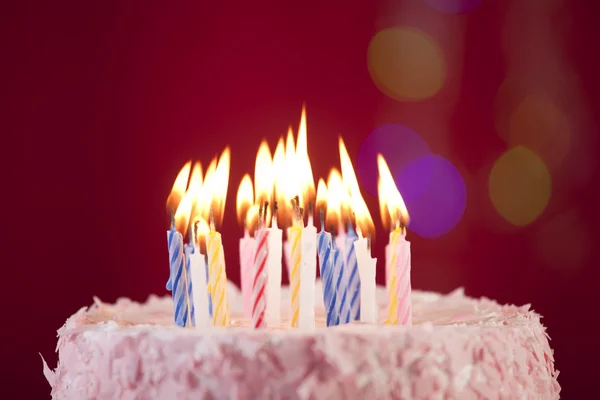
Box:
42, 282, 560, 399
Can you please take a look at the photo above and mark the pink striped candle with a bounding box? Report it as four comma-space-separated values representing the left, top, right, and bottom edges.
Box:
395, 232, 412, 325
252, 226, 269, 329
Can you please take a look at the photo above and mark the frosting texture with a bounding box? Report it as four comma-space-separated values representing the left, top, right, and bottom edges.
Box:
43, 283, 560, 399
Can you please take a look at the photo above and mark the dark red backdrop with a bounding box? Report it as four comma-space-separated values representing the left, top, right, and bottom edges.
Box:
3, 1, 599, 398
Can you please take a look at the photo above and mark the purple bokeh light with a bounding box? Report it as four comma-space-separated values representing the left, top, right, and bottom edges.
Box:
357, 123, 431, 198
395, 154, 466, 239
422, 0, 483, 14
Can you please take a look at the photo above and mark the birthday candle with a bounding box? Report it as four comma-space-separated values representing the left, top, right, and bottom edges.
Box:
288, 223, 302, 328
317, 209, 337, 327
167, 225, 190, 327
377, 154, 411, 326
354, 232, 377, 324
341, 223, 359, 323
236, 174, 256, 319
207, 226, 229, 327
266, 210, 283, 326
183, 243, 196, 326
252, 206, 269, 329
299, 209, 317, 329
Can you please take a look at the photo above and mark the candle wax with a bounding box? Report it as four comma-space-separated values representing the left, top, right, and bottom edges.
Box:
239, 231, 256, 319
188, 246, 210, 328
354, 236, 377, 324
266, 222, 282, 326
299, 224, 317, 329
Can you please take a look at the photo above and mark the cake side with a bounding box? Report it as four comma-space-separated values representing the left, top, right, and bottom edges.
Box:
42, 285, 560, 400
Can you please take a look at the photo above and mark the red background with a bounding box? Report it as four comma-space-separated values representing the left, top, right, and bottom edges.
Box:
3, 1, 598, 398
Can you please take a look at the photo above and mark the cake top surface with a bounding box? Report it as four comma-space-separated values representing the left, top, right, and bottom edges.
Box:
57, 281, 548, 337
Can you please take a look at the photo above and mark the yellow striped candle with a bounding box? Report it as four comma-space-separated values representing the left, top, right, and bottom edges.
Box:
207, 230, 229, 327
288, 225, 302, 327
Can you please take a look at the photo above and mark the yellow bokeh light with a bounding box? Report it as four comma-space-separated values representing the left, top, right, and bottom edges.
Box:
367, 27, 445, 101
508, 93, 571, 171
489, 146, 551, 227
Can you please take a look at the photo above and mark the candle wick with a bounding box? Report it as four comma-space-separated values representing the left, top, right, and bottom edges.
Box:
320, 208, 325, 231
169, 205, 175, 230
293, 195, 302, 226
258, 201, 264, 231
209, 209, 215, 232
367, 232, 372, 252
263, 201, 269, 226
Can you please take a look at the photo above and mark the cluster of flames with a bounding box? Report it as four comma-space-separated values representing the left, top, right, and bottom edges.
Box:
167, 108, 409, 244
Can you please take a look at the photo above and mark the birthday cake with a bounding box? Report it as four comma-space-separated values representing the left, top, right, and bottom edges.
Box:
42, 282, 559, 399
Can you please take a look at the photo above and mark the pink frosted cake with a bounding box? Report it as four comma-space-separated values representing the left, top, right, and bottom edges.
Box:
43, 283, 559, 399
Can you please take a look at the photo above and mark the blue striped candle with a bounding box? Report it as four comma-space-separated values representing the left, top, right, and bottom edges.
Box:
205, 256, 213, 318
340, 224, 359, 323
332, 242, 345, 325
167, 227, 190, 327
317, 229, 337, 327
184, 244, 196, 326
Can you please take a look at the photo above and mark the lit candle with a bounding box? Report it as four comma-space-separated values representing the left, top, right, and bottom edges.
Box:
183, 243, 196, 326
338, 137, 372, 324
325, 170, 347, 326
165, 162, 193, 327
295, 110, 317, 330
354, 230, 377, 324
377, 154, 411, 325
316, 181, 337, 327
236, 174, 255, 319
252, 203, 269, 328
288, 196, 303, 328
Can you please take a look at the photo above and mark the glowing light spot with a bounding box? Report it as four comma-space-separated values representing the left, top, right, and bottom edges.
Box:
489, 146, 551, 227
507, 93, 571, 171
395, 154, 467, 239
422, 0, 483, 14
367, 27, 445, 101
357, 123, 431, 198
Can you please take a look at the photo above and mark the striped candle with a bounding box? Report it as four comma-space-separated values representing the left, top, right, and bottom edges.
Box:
183, 244, 196, 326
317, 229, 337, 326
167, 228, 190, 327
341, 224, 359, 323
288, 225, 302, 327
332, 242, 345, 325
207, 230, 229, 327
386, 227, 402, 324
396, 234, 412, 325
252, 227, 269, 328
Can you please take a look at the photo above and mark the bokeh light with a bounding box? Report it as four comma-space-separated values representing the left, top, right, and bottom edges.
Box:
357, 123, 431, 198
367, 27, 445, 101
489, 146, 551, 227
507, 93, 571, 171
422, 0, 483, 14
395, 154, 467, 238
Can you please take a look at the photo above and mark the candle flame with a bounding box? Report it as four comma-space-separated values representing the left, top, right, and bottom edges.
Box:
284, 127, 302, 211
377, 154, 409, 231
236, 174, 254, 228
254, 140, 274, 204
339, 137, 361, 195
196, 157, 218, 222
188, 162, 203, 218
209, 147, 230, 228
326, 169, 343, 232
174, 193, 192, 236
272, 136, 290, 227
245, 203, 260, 234
315, 178, 328, 223
296, 106, 315, 212
193, 217, 210, 253
166, 161, 191, 216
